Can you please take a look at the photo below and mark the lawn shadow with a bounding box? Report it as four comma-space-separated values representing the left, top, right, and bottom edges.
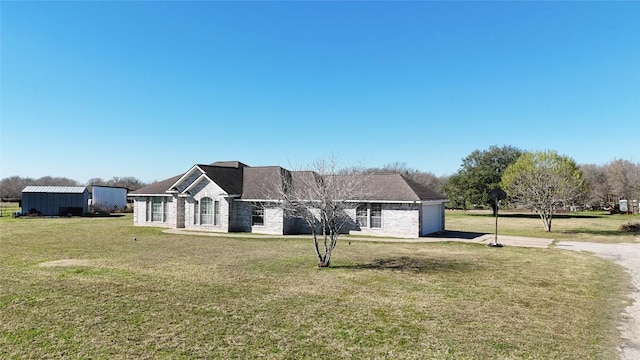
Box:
425, 230, 486, 240
336, 256, 482, 273
82, 213, 126, 218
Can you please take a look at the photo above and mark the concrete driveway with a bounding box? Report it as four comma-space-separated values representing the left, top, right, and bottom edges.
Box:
420, 232, 554, 248
557, 242, 640, 360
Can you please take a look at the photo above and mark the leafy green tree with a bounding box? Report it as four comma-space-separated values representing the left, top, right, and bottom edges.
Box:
443, 145, 522, 209
501, 150, 586, 232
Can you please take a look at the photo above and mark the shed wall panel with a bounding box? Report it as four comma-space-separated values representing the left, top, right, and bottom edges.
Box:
92, 187, 127, 211
21, 191, 89, 216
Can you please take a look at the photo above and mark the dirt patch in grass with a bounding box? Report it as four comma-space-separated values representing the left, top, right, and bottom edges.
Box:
37, 259, 93, 268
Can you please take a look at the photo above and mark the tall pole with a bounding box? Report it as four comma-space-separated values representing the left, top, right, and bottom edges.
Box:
487, 188, 506, 248
494, 201, 498, 245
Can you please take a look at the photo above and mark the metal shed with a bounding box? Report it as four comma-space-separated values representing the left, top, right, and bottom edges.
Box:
90, 186, 127, 212
21, 186, 90, 216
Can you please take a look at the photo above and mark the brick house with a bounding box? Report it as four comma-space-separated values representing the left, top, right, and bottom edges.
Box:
128, 161, 447, 238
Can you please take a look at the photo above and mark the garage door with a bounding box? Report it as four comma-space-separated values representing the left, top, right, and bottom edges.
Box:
421, 204, 443, 235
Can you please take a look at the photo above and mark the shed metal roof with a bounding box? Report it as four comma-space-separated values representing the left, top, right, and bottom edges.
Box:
22, 186, 88, 194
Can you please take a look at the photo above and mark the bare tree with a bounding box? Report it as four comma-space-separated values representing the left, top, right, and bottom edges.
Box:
0, 176, 79, 200
580, 164, 611, 209
87, 176, 147, 191
0, 176, 31, 200
604, 159, 640, 201
363, 162, 446, 197
274, 158, 369, 267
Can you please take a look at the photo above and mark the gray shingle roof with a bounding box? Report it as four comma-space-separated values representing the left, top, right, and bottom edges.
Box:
128, 161, 446, 202
198, 165, 244, 195
209, 161, 249, 168
129, 174, 183, 195
343, 173, 445, 202
241, 167, 288, 199
402, 175, 446, 201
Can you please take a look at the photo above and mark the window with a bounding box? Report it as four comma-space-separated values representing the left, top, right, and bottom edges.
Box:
214, 200, 220, 226
356, 203, 382, 229
370, 204, 382, 228
356, 204, 368, 227
147, 197, 165, 222
194, 200, 199, 224
201, 197, 213, 225
252, 203, 264, 226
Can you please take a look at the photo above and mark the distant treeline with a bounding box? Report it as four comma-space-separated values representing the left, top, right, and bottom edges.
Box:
0, 164, 447, 202
2, 151, 638, 211
0, 176, 148, 201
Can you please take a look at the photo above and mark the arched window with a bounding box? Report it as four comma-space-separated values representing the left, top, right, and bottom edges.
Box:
200, 197, 213, 225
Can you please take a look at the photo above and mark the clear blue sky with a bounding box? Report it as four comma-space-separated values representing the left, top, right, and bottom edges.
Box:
1, 1, 638, 184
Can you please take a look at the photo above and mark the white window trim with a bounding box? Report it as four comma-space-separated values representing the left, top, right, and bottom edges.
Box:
193, 197, 220, 227
252, 203, 265, 227
146, 197, 166, 223
369, 203, 382, 229
214, 200, 220, 226
356, 203, 383, 229
356, 204, 368, 228
201, 197, 213, 225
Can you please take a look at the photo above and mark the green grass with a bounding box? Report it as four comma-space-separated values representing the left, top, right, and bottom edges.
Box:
0, 215, 631, 359
446, 210, 640, 243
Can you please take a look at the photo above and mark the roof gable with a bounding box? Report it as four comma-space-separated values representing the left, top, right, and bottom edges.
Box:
165, 164, 244, 196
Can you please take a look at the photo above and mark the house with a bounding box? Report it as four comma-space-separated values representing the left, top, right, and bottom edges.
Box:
128, 161, 448, 238
21, 186, 90, 216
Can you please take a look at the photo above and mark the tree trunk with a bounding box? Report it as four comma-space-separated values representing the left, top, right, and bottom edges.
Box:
311, 231, 323, 264
318, 258, 330, 267
538, 211, 553, 232
317, 232, 338, 268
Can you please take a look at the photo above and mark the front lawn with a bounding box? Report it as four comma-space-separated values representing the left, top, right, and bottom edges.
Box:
0, 215, 630, 359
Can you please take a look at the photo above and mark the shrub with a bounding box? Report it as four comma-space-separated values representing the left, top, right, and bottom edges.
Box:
619, 221, 640, 233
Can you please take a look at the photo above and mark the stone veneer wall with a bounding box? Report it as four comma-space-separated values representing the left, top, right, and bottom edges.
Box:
347, 203, 421, 238
132, 192, 434, 239
229, 201, 285, 235
131, 196, 176, 228
183, 181, 230, 232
